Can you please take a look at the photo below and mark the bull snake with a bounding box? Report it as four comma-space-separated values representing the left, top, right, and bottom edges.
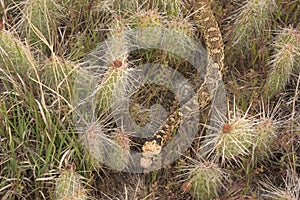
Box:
140, 0, 225, 169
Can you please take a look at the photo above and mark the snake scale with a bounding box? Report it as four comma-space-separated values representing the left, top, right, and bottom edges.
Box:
140, 0, 225, 169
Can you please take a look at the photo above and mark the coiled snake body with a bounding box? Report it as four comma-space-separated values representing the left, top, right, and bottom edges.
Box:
140, 1, 225, 169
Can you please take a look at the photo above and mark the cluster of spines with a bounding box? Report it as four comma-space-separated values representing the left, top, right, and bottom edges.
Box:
55, 166, 88, 200
225, 0, 277, 67
264, 27, 300, 99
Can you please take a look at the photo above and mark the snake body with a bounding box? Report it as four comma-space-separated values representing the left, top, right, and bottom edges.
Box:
140, 0, 225, 169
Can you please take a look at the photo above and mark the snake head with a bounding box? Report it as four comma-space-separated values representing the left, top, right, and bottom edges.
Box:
142, 139, 163, 158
